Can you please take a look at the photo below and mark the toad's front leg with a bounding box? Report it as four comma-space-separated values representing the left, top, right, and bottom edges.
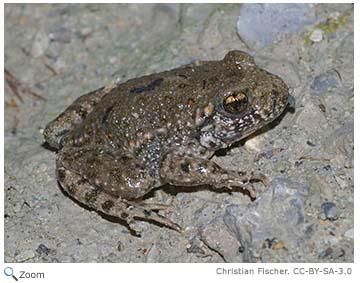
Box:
160, 152, 269, 199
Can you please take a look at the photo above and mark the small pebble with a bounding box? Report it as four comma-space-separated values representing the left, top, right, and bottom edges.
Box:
294, 160, 303, 167
318, 103, 326, 112
310, 29, 324, 42
323, 165, 331, 171
327, 236, 338, 246
36, 244, 51, 255
306, 140, 316, 146
244, 136, 264, 152
344, 228, 354, 240
48, 27, 72, 43
321, 202, 339, 221
115, 77, 123, 86
310, 69, 342, 93
319, 247, 333, 258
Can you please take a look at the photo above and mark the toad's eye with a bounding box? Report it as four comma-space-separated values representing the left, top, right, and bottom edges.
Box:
223, 92, 248, 114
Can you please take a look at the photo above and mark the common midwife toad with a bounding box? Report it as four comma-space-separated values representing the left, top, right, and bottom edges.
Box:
44, 51, 290, 231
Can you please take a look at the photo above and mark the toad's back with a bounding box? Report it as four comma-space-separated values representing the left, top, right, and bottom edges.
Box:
64, 51, 272, 152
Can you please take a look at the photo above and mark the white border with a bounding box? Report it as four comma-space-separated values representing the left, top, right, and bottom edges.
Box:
1, 1, 357, 283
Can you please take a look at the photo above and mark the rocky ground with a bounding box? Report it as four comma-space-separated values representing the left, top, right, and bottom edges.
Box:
4, 3, 354, 262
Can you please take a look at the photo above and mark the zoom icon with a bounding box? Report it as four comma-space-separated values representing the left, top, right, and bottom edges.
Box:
4, 267, 18, 281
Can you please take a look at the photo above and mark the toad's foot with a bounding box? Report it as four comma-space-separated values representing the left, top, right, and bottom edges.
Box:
123, 200, 182, 233
56, 165, 182, 233
233, 172, 270, 198
160, 153, 270, 199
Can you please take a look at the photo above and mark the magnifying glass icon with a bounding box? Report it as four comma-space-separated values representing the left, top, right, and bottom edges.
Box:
4, 267, 18, 281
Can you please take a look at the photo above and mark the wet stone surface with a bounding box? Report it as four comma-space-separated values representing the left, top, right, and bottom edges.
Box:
4, 3, 353, 262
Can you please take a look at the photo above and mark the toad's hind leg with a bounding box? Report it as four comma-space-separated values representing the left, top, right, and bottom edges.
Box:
56, 150, 182, 232
44, 85, 113, 149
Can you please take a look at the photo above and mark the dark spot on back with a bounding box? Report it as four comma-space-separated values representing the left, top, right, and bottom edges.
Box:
177, 74, 188, 79
202, 79, 207, 89
101, 105, 114, 124
130, 78, 164, 94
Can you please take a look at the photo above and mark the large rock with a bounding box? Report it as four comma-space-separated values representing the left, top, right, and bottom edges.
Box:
224, 178, 314, 262
237, 4, 317, 48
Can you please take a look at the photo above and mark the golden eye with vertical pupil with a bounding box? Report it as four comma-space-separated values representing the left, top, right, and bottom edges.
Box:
223, 92, 248, 114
